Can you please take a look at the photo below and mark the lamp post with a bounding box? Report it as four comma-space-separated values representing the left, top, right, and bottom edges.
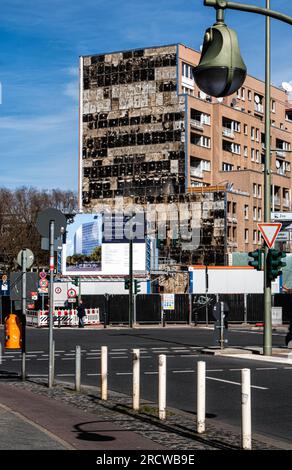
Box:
194, 0, 292, 356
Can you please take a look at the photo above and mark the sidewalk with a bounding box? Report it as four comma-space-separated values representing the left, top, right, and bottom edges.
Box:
0, 376, 291, 451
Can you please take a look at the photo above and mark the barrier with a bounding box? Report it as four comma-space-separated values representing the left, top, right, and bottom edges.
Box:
26, 308, 100, 327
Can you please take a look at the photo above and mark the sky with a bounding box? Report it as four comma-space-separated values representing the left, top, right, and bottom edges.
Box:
0, 0, 291, 191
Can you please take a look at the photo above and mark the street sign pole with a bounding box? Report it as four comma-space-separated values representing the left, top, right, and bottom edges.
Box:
129, 238, 133, 328
49, 220, 55, 388
21, 250, 27, 381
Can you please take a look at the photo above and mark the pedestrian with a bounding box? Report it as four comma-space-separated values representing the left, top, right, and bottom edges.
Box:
77, 300, 86, 328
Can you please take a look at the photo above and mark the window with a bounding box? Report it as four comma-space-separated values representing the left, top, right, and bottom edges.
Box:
245, 229, 249, 243
222, 140, 241, 154
190, 133, 210, 148
244, 146, 248, 157
222, 162, 234, 171
253, 207, 257, 221
271, 100, 276, 113
258, 185, 262, 198
253, 230, 257, 244
256, 150, 260, 163
227, 201, 231, 213
251, 127, 255, 141
244, 205, 249, 219
256, 129, 259, 142
253, 183, 257, 197
248, 90, 252, 101
251, 149, 255, 161
258, 207, 262, 221
232, 202, 237, 214
244, 124, 248, 135
233, 226, 237, 239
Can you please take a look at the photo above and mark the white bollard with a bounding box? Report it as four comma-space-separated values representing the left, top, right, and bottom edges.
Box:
101, 346, 108, 400
158, 354, 166, 420
241, 368, 252, 450
197, 361, 206, 434
75, 345, 81, 392
133, 349, 140, 411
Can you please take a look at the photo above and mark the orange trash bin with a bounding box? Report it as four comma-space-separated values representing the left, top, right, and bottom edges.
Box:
5, 314, 22, 349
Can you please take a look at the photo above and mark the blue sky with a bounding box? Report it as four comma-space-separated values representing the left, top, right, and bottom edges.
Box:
0, 0, 291, 191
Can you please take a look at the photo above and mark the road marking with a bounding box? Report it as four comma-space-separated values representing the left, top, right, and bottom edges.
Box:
116, 372, 133, 376
284, 367, 292, 370
86, 357, 100, 360
56, 350, 65, 353
140, 356, 152, 359
207, 369, 224, 372
61, 358, 75, 361
111, 357, 128, 360
256, 367, 278, 371
57, 374, 75, 377
111, 348, 128, 351
145, 371, 158, 375
180, 354, 199, 358
229, 369, 243, 371
151, 348, 169, 350
87, 373, 101, 376
27, 374, 47, 377
86, 352, 101, 355
29, 351, 45, 354
172, 370, 195, 374
37, 359, 48, 361
206, 376, 268, 390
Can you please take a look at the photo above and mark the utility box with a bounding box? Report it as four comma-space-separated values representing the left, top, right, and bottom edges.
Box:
272, 306, 282, 326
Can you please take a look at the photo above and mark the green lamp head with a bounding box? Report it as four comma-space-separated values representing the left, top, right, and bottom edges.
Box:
193, 22, 247, 97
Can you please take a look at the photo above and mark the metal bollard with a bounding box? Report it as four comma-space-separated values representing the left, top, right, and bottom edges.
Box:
241, 368, 252, 450
158, 354, 166, 420
197, 361, 206, 434
75, 345, 81, 392
132, 349, 140, 411
101, 346, 108, 400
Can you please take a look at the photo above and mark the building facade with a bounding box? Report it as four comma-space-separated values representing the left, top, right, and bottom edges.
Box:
79, 43, 292, 258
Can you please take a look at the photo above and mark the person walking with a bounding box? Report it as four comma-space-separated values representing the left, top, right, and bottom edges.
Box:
77, 300, 86, 328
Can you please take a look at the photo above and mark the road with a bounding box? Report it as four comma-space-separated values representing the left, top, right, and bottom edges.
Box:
0, 326, 291, 446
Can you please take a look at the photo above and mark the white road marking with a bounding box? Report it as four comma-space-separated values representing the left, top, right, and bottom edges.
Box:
206, 376, 268, 390
57, 374, 75, 377
256, 367, 278, 371
27, 374, 47, 377
87, 373, 101, 376
207, 369, 224, 372
116, 372, 133, 376
145, 371, 158, 375
111, 357, 128, 359
37, 359, 48, 361
86, 352, 101, 355
61, 358, 75, 361
172, 370, 195, 374
180, 354, 199, 358
111, 348, 128, 351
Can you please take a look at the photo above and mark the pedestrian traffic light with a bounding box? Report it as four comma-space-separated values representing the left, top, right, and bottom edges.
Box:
134, 279, 141, 294
248, 249, 263, 271
267, 249, 286, 281
124, 278, 130, 290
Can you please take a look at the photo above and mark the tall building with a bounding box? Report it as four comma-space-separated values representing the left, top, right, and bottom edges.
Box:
79, 43, 292, 258
73, 220, 101, 256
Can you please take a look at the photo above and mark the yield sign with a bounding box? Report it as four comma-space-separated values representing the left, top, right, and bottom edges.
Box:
258, 223, 282, 248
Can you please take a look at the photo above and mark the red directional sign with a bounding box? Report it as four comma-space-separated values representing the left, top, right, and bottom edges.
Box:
39, 279, 49, 288
258, 223, 282, 249
67, 288, 77, 298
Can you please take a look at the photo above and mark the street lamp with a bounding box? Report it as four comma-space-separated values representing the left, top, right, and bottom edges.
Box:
195, 0, 292, 356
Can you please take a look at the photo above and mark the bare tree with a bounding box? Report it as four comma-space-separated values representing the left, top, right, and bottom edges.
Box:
0, 187, 77, 270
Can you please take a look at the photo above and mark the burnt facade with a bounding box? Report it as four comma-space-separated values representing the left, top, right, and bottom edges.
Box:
80, 45, 186, 207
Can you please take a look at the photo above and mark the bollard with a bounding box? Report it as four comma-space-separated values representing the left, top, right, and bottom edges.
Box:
101, 346, 108, 400
241, 368, 252, 450
158, 354, 166, 420
132, 349, 140, 411
0, 342, 2, 365
197, 361, 206, 434
75, 345, 81, 392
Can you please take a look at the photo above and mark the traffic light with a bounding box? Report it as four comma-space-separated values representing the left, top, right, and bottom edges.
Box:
267, 249, 287, 281
134, 279, 141, 294
124, 278, 130, 290
248, 249, 263, 271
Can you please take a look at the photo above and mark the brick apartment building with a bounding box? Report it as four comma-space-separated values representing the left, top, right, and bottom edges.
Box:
79, 43, 292, 260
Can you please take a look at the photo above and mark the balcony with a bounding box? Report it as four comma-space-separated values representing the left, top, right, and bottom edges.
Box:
222, 127, 235, 139
190, 167, 203, 178
190, 119, 204, 131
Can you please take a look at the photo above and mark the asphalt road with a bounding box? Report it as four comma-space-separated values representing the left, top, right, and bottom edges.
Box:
1, 326, 291, 446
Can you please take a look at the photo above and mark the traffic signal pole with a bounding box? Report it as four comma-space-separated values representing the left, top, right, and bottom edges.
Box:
129, 238, 133, 328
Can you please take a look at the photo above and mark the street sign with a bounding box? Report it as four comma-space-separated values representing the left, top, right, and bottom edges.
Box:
17, 249, 34, 269
39, 271, 47, 279
258, 223, 282, 249
276, 232, 289, 241
67, 288, 77, 298
36, 208, 67, 238
0, 280, 10, 296
271, 212, 292, 221
67, 298, 77, 303
39, 279, 49, 288
31, 292, 38, 300
55, 287, 62, 294
38, 287, 48, 294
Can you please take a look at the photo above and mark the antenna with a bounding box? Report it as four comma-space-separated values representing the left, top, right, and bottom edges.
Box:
282, 81, 292, 92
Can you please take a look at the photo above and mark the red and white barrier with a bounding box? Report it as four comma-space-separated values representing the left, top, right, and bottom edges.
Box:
26, 308, 100, 327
